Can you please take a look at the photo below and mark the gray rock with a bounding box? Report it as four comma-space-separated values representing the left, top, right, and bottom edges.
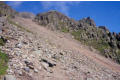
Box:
41, 62, 49, 70
4, 75, 16, 80
34, 68, 38, 73
0, 29, 2, 34
16, 43, 22, 48
41, 59, 56, 67
15, 51, 22, 56
24, 67, 30, 72
6, 40, 10, 43
24, 60, 34, 69
17, 70, 23, 76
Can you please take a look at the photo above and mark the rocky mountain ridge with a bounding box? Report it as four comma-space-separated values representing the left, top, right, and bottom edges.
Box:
34, 10, 78, 31
34, 10, 120, 64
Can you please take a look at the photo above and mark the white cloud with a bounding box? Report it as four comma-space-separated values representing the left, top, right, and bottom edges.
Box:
7, 1, 23, 8
41, 1, 80, 16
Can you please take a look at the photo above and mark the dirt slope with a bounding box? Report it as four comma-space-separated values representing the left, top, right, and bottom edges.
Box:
7, 17, 120, 80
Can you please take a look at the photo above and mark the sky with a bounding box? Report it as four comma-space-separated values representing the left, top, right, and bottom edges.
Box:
6, 1, 120, 33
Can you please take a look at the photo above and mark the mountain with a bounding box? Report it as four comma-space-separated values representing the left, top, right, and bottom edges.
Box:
35, 10, 120, 63
0, 1, 120, 80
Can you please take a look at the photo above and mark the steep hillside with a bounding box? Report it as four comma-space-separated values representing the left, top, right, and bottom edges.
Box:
0, 1, 14, 79
34, 11, 120, 64
8, 15, 120, 80
0, 2, 120, 80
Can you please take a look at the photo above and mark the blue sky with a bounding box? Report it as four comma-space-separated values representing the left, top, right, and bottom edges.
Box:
6, 1, 120, 33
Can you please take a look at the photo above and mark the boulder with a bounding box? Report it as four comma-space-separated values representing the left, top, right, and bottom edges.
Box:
41, 59, 56, 67
34, 68, 38, 73
41, 61, 49, 70
15, 43, 22, 48
24, 67, 30, 72
24, 60, 34, 69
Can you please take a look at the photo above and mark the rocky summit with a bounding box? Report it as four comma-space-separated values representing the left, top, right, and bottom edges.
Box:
34, 10, 78, 31
0, 1, 120, 80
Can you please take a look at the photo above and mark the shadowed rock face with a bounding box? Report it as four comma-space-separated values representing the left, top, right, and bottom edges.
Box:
34, 11, 97, 31
34, 10, 78, 30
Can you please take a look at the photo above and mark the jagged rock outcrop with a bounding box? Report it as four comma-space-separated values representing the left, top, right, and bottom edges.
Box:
34, 10, 78, 31
78, 17, 96, 28
0, 2, 17, 17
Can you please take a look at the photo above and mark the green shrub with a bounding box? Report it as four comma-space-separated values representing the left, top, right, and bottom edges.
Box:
71, 30, 83, 41
0, 51, 8, 78
0, 38, 8, 79
71, 30, 110, 55
61, 27, 69, 33
0, 38, 5, 46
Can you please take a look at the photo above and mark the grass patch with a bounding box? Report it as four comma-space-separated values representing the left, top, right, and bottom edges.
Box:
71, 30, 84, 41
0, 38, 5, 46
0, 51, 8, 79
71, 30, 110, 55
93, 40, 110, 54
0, 37, 8, 79
61, 27, 69, 33
115, 50, 120, 63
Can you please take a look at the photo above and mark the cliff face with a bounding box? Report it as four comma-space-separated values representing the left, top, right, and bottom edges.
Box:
34, 10, 78, 31
34, 10, 120, 63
